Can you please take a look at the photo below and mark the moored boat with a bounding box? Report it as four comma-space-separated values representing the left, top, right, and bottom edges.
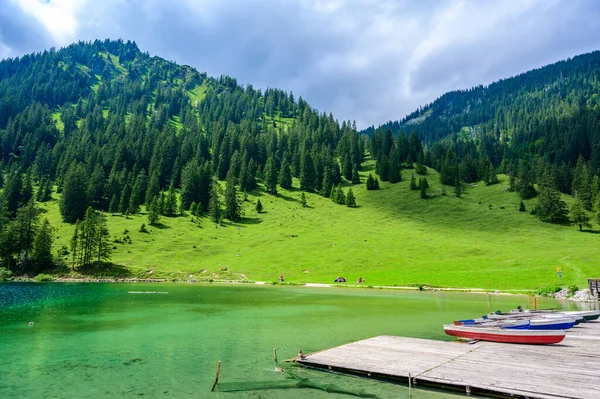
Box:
561, 310, 600, 321
486, 313, 577, 329
443, 325, 566, 344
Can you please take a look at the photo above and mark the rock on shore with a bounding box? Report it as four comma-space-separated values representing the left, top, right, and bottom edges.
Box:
554, 288, 597, 302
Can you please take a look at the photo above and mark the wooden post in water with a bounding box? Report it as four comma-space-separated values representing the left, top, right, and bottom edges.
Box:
534, 296, 538, 310
211, 361, 221, 392
408, 372, 412, 399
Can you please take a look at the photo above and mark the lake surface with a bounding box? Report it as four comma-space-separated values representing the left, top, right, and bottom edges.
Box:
0, 283, 578, 398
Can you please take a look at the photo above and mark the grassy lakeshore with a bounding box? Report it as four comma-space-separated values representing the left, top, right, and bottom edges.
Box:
30, 163, 599, 292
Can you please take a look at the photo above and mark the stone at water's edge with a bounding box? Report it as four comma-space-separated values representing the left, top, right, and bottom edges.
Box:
554, 288, 597, 302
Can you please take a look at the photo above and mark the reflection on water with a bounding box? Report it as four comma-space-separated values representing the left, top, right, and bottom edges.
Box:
0, 283, 580, 398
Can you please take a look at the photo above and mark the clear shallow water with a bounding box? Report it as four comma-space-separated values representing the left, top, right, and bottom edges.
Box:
0, 283, 575, 398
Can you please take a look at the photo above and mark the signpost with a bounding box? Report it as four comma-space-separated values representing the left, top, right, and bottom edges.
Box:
556, 267, 562, 284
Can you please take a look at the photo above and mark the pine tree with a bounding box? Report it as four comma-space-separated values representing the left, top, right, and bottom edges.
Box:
300, 151, 315, 192
351, 165, 360, 184
300, 192, 307, 208
118, 184, 131, 214
180, 161, 200, 210
388, 153, 401, 183
519, 201, 526, 212
164, 184, 178, 216
189, 202, 198, 216
454, 176, 462, 197
95, 212, 112, 268
256, 199, 263, 213
346, 188, 356, 207
60, 163, 90, 223
335, 184, 346, 205
264, 156, 278, 194
130, 170, 148, 213
109, 193, 119, 214
534, 186, 568, 223
570, 194, 592, 231
419, 178, 429, 198
224, 176, 242, 221
13, 199, 41, 268
410, 174, 418, 190
279, 158, 293, 189
145, 172, 160, 207
32, 218, 53, 271
366, 173, 379, 190
2, 170, 22, 217
209, 180, 221, 224
486, 161, 499, 185
148, 197, 161, 226
572, 155, 592, 210
70, 221, 80, 271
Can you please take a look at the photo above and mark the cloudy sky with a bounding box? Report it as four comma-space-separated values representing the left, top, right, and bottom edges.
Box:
2, 0, 600, 128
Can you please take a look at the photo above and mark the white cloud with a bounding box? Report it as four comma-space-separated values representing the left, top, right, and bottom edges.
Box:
13, 0, 85, 44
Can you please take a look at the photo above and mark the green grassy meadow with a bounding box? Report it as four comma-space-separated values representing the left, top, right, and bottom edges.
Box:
36, 162, 600, 292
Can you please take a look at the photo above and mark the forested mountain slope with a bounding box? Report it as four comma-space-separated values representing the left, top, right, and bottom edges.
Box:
1, 40, 599, 291
364, 50, 600, 219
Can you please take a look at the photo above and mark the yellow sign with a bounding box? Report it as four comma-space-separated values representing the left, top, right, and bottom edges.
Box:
556, 267, 562, 272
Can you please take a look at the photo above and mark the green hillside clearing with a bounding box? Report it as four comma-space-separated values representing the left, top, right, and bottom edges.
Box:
37, 165, 597, 292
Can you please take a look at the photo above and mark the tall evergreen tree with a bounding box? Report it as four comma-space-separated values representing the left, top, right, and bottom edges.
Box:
164, 184, 178, 216
410, 174, 418, 190
70, 221, 80, 271
95, 212, 112, 268
335, 183, 346, 205
351, 165, 360, 184
148, 197, 161, 226
224, 176, 242, 221
279, 158, 293, 189
264, 156, 278, 194
145, 172, 160, 207
570, 194, 592, 231
534, 186, 568, 223
208, 180, 221, 224
60, 163, 90, 223
300, 151, 315, 192
346, 188, 356, 207
32, 218, 53, 271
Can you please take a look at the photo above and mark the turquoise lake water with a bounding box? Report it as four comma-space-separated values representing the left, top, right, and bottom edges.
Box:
0, 283, 576, 398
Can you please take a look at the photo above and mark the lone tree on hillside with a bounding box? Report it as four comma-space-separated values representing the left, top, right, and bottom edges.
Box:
410, 174, 418, 190
419, 177, 429, 199
346, 188, 356, 207
570, 194, 591, 231
300, 192, 308, 208
255, 199, 263, 213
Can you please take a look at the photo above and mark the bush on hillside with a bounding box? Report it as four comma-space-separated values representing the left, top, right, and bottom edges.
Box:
34, 274, 55, 282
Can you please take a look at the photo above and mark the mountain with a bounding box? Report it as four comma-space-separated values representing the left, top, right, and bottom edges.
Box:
0, 39, 368, 273
364, 50, 600, 206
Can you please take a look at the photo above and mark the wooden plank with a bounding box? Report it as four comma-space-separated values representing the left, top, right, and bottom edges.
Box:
296, 322, 600, 399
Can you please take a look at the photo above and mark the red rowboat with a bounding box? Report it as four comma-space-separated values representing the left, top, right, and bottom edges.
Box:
443, 324, 566, 344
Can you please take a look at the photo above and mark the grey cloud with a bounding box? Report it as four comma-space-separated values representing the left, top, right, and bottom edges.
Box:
3, 0, 600, 128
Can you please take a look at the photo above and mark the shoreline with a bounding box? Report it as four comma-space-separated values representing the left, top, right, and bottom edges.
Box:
4, 276, 598, 302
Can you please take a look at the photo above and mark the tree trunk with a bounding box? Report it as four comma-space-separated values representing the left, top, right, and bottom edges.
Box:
579, 223, 583, 231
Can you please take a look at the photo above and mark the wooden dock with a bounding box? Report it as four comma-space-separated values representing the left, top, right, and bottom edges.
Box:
295, 321, 600, 398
